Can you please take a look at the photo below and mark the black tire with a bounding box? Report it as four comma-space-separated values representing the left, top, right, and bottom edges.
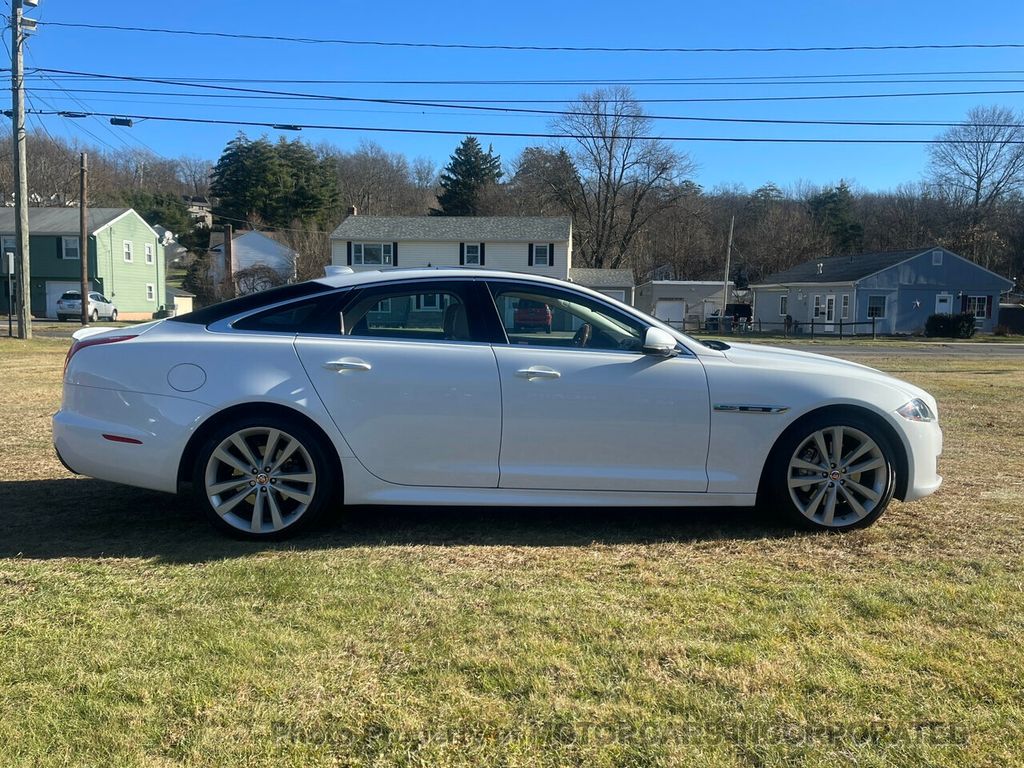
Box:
761, 411, 897, 531
191, 414, 339, 540
110, 309, 118, 322
90, 309, 99, 322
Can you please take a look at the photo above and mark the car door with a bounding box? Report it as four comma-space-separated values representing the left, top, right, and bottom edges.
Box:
486, 280, 711, 493
294, 279, 503, 488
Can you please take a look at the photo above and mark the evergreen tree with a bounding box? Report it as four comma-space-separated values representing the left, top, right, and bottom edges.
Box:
432, 136, 502, 216
807, 181, 864, 254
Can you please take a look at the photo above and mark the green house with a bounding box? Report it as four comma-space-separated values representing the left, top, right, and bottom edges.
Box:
0, 207, 165, 320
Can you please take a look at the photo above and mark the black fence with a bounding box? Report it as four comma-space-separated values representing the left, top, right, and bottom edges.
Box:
665, 317, 879, 339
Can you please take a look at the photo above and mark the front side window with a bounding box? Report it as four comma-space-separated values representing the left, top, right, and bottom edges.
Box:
145, 243, 154, 264
779, 295, 788, 316
343, 283, 472, 342
62, 236, 80, 260
867, 296, 886, 318
533, 243, 550, 267
123, 241, 134, 262
489, 282, 644, 352
353, 242, 393, 266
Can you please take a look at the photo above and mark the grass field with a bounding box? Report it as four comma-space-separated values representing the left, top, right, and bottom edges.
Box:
1, 337, 1022, 767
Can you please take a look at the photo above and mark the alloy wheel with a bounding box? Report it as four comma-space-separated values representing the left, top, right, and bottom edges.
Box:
203, 426, 317, 534
787, 425, 888, 528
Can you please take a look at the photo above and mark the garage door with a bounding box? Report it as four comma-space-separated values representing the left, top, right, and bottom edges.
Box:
654, 299, 685, 328
45, 281, 92, 319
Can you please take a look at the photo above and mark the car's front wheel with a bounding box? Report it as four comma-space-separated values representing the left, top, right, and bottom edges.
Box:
110, 309, 118, 321
763, 412, 897, 531
90, 308, 99, 322
192, 415, 337, 539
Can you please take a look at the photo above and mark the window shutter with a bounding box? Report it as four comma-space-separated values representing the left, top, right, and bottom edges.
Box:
57, 238, 63, 259
392, 242, 398, 266
479, 243, 485, 266
528, 243, 534, 266
346, 241, 352, 266
986, 296, 992, 318
459, 242, 465, 266
960, 294, 968, 313
549, 243, 555, 265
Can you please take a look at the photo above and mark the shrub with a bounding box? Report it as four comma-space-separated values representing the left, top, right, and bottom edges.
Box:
925, 312, 977, 338
994, 324, 1011, 337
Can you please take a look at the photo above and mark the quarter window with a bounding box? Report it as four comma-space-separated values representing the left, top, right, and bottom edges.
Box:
533, 243, 550, 267
123, 241, 134, 263
489, 282, 645, 353
867, 296, 886, 318
62, 236, 80, 260
353, 242, 393, 266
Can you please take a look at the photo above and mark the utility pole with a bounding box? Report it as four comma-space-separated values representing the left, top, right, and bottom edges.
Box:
79, 152, 88, 324
10, 0, 32, 339
722, 215, 734, 319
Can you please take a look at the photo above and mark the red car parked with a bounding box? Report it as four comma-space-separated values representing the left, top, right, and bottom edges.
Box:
513, 299, 553, 333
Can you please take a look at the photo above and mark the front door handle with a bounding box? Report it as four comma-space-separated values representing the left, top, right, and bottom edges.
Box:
324, 358, 372, 372
516, 366, 561, 380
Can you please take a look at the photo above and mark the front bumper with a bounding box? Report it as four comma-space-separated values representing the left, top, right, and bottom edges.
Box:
899, 417, 943, 502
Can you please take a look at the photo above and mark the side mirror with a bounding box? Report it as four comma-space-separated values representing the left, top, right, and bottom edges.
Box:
642, 327, 679, 357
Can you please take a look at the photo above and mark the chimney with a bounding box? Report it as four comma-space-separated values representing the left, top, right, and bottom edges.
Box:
222, 224, 234, 299
347, 205, 358, 217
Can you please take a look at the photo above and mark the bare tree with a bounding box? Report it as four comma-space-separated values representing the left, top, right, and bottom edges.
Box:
177, 156, 214, 196
551, 87, 697, 269
928, 106, 1024, 266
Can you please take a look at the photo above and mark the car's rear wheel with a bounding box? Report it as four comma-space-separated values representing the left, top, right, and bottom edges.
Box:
192, 416, 337, 539
90, 308, 98, 322
764, 412, 896, 531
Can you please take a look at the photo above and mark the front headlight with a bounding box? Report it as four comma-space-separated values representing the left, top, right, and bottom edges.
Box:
897, 398, 935, 422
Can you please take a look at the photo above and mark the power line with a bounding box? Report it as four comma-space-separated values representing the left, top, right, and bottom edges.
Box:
32, 22, 1024, 54
25, 68, 1024, 118
28, 108, 1024, 144
25, 85, 1024, 128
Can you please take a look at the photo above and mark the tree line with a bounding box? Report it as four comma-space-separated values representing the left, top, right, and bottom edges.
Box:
2, 94, 1021, 287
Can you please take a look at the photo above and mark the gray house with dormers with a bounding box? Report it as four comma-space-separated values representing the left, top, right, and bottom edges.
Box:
751, 247, 1013, 335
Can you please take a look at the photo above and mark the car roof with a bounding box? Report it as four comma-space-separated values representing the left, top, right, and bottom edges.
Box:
313, 267, 577, 291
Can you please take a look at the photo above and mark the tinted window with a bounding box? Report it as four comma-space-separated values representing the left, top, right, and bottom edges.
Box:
343, 283, 473, 342
169, 281, 330, 326
232, 291, 348, 334
489, 282, 645, 352
61, 291, 80, 300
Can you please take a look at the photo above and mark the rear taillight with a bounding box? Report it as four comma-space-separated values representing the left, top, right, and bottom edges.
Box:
63, 335, 136, 379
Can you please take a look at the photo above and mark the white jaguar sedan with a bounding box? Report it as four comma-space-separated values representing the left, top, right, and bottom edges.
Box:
54, 268, 942, 539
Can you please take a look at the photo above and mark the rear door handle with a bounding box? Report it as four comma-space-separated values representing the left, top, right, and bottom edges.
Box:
324, 358, 372, 372
516, 366, 561, 380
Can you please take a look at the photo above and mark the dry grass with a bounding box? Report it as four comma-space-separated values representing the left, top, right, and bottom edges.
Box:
1, 337, 1023, 767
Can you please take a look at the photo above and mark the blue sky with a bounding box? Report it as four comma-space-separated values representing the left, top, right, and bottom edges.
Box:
15, 0, 1024, 192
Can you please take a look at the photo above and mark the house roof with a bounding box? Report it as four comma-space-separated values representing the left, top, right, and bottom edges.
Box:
568, 268, 635, 288
330, 215, 572, 243
166, 286, 195, 298
0, 207, 131, 235
209, 229, 295, 252
755, 248, 933, 285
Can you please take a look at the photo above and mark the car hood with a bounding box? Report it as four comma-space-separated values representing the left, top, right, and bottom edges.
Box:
718, 341, 934, 405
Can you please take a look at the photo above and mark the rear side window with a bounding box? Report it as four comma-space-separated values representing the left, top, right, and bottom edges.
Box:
232, 291, 349, 334
169, 282, 330, 326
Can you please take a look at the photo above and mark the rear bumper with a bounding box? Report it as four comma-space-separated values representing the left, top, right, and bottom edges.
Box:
53, 384, 212, 493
